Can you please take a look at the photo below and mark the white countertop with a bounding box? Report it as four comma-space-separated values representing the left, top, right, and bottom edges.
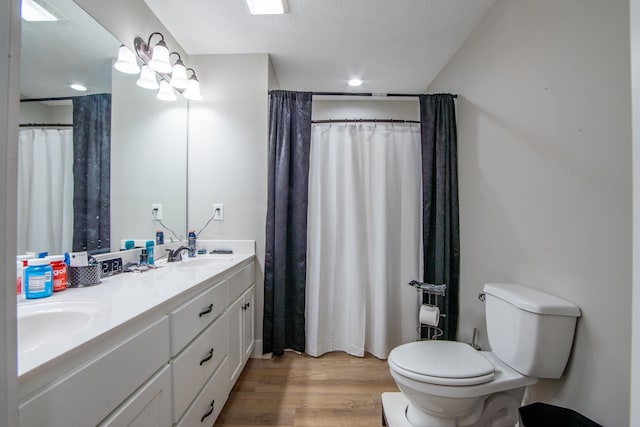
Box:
17, 252, 254, 380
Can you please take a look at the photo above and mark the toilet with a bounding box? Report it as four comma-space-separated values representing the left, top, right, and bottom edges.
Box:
384, 283, 581, 427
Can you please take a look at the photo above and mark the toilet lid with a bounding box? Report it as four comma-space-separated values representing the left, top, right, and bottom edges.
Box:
389, 341, 495, 386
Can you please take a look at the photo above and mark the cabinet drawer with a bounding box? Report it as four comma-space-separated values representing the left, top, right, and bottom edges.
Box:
228, 262, 255, 304
170, 280, 227, 356
176, 357, 229, 427
19, 317, 170, 427
172, 313, 228, 422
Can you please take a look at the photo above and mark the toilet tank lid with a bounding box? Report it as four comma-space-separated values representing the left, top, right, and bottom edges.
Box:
483, 283, 582, 317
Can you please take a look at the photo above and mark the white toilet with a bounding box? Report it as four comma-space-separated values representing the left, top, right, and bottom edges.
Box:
385, 283, 581, 427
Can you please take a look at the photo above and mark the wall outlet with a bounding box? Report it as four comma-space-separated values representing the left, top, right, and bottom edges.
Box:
213, 203, 224, 221
152, 203, 163, 221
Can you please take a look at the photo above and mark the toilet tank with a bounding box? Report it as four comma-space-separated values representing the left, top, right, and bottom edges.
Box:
483, 283, 581, 379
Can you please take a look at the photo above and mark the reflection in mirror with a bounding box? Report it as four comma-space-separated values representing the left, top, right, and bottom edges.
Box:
18, 0, 187, 255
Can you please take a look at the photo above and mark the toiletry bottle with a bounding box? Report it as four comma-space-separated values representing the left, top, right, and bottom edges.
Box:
146, 240, 155, 265
24, 258, 53, 299
140, 249, 148, 266
156, 230, 164, 245
47, 255, 67, 292
16, 254, 33, 298
188, 230, 196, 257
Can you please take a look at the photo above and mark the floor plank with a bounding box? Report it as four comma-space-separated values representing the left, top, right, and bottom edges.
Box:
214, 352, 398, 426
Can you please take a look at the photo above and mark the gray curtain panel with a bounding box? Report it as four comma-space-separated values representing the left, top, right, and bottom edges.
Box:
72, 93, 111, 254
263, 90, 313, 356
419, 94, 460, 341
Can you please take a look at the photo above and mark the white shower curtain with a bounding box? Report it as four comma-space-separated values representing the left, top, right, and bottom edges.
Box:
306, 123, 422, 359
17, 128, 74, 255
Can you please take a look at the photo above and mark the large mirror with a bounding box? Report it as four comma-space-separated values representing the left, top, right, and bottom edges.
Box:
18, 0, 188, 255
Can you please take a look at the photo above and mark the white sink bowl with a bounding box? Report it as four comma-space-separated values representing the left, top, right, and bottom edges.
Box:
18, 300, 108, 355
176, 255, 234, 267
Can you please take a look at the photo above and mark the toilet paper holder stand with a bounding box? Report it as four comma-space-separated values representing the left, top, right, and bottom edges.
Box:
408, 280, 447, 341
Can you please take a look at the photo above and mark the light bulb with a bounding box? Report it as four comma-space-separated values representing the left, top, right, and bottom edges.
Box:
148, 41, 172, 74
157, 79, 177, 101
136, 65, 159, 90
170, 60, 189, 89
183, 77, 202, 101
114, 45, 140, 74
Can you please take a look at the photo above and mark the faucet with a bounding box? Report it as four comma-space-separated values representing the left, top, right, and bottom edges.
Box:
166, 246, 194, 262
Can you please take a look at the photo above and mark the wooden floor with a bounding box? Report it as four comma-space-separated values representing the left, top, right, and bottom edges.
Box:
213, 351, 399, 427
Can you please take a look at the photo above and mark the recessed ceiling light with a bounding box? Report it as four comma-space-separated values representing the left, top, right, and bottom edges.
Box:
245, 0, 289, 15
348, 78, 363, 87
69, 83, 87, 92
21, 0, 59, 21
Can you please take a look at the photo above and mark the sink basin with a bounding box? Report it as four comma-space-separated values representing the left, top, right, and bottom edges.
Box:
175, 255, 234, 267
18, 300, 108, 355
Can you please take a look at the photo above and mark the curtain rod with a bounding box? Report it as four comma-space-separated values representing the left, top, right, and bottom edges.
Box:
19, 123, 73, 128
20, 96, 74, 103
268, 91, 457, 98
312, 119, 419, 124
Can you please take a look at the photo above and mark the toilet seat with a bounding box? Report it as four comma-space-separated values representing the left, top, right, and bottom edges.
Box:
388, 341, 495, 386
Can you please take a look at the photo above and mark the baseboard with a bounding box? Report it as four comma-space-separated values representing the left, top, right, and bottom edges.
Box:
251, 339, 272, 359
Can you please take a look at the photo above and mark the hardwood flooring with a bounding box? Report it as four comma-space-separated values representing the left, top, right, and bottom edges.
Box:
213, 351, 399, 427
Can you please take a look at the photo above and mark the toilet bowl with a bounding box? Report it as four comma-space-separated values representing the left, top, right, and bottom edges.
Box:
384, 283, 581, 427
388, 342, 537, 426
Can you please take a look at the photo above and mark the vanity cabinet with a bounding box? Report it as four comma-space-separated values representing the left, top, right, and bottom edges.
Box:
228, 263, 256, 386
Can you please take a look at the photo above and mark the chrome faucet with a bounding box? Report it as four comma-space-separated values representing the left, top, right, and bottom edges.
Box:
166, 246, 194, 262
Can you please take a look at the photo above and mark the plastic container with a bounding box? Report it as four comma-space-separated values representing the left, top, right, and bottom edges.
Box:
188, 230, 196, 258
47, 255, 67, 292
146, 240, 155, 265
24, 258, 53, 299
16, 254, 33, 297
156, 230, 164, 245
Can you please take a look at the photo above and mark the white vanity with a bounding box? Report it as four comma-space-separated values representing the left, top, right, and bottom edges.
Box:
16, 248, 256, 427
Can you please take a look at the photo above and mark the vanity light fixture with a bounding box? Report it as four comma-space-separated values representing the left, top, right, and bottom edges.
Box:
157, 79, 177, 101
169, 53, 189, 89
183, 68, 203, 101
136, 65, 159, 90
245, 0, 289, 15
114, 45, 141, 74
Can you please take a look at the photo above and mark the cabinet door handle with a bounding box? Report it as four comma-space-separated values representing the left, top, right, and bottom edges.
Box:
246, 302, 250, 308
199, 348, 214, 366
199, 304, 213, 317
200, 399, 215, 423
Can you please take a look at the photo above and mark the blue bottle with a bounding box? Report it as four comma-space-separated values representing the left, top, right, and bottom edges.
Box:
188, 230, 196, 257
146, 240, 155, 265
24, 258, 53, 299
155, 230, 164, 245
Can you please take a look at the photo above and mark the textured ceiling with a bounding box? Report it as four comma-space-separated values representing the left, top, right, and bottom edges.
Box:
143, 0, 497, 93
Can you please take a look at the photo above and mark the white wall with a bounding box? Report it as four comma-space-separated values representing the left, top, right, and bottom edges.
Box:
19, 103, 72, 124
187, 54, 269, 354
428, 0, 631, 425
1, 0, 20, 425
312, 99, 419, 122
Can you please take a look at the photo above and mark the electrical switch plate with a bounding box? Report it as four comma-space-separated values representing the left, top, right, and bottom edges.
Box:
213, 203, 224, 221
152, 203, 163, 221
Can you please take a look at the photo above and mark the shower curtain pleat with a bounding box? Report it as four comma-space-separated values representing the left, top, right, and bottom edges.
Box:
306, 123, 422, 358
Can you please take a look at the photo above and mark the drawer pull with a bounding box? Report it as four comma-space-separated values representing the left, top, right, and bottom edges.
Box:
201, 399, 215, 423
199, 348, 214, 366
199, 304, 213, 317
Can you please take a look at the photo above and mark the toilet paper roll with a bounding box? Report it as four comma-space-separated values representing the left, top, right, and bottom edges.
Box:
419, 304, 440, 327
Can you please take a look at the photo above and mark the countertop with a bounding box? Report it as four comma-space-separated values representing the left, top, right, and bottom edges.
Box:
17, 252, 254, 381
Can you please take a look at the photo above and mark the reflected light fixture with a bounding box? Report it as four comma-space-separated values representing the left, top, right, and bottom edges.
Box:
21, 0, 59, 21
69, 83, 87, 91
169, 53, 189, 89
114, 45, 141, 74
348, 78, 362, 87
136, 65, 159, 89
183, 68, 202, 101
147, 33, 172, 74
245, 0, 289, 15
157, 79, 177, 101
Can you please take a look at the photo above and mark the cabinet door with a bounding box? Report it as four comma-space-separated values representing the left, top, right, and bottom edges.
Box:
98, 365, 171, 427
242, 285, 255, 362
227, 295, 243, 386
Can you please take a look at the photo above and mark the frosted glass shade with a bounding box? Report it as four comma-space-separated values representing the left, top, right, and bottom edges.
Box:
170, 60, 189, 89
183, 77, 202, 101
148, 41, 172, 73
114, 45, 140, 74
136, 65, 159, 90
157, 79, 177, 101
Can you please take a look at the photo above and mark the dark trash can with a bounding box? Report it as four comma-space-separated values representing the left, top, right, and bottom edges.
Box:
519, 403, 602, 427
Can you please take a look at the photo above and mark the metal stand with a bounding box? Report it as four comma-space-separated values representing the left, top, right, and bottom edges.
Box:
408, 280, 446, 340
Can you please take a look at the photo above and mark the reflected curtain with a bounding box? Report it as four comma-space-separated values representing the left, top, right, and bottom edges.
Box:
17, 128, 74, 255
419, 94, 460, 341
263, 90, 313, 356
306, 123, 422, 358
72, 93, 111, 254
